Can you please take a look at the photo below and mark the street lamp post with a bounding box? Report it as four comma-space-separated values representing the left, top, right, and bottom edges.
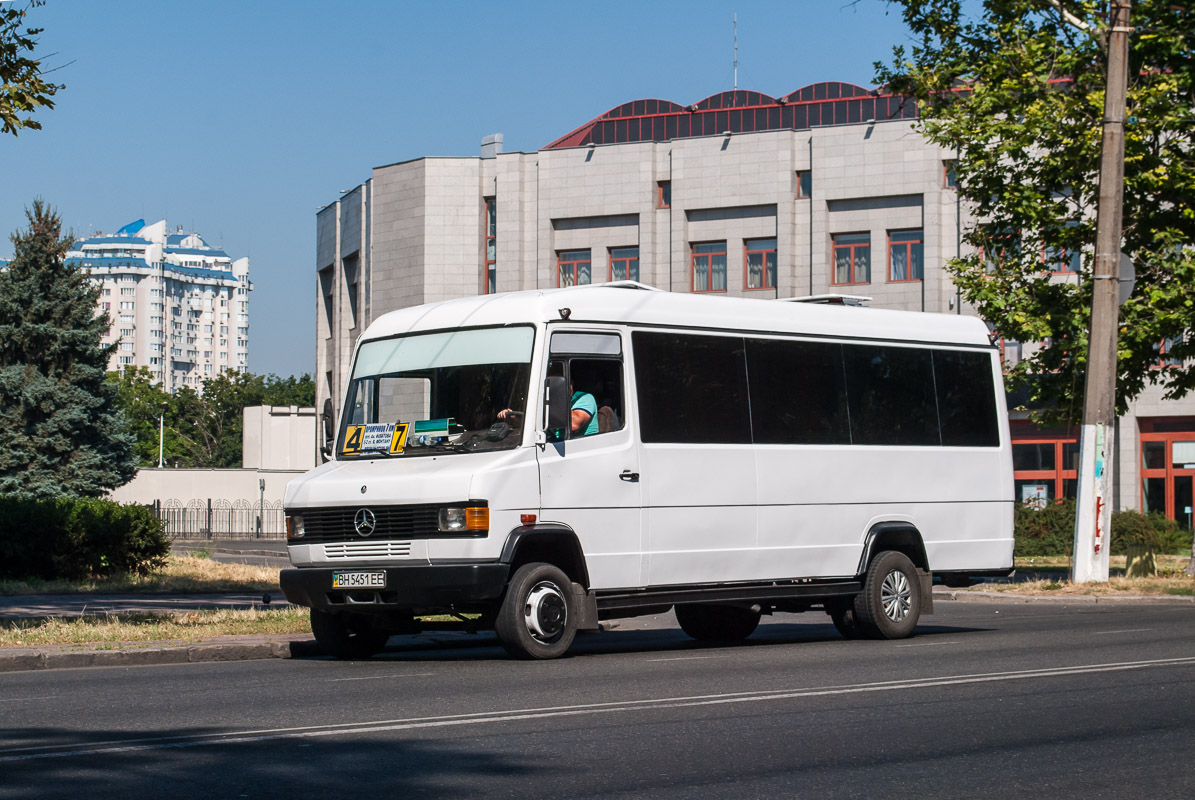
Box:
158, 402, 167, 468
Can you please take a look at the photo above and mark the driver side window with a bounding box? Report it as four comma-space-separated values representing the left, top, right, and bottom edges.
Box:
547, 332, 626, 440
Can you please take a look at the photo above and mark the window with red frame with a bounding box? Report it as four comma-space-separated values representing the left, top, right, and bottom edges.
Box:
744, 237, 777, 289
832, 233, 870, 285
1012, 436, 1079, 506
557, 249, 591, 287
1141, 430, 1195, 529
483, 197, 496, 293
1044, 221, 1081, 274
691, 241, 727, 292
943, 160, 957, 189
657, 181, 671, 208
888, 229, 923, 281
795, 170, 812, 199
609, 246, 639, 282
1154, 337, 1183, 369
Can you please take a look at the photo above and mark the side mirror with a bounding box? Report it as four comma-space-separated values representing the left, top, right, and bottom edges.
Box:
320, 398, 335, 461
544, 376, 569, 438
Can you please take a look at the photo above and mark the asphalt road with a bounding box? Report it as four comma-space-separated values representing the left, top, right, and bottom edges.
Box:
2, 602, 1193, 799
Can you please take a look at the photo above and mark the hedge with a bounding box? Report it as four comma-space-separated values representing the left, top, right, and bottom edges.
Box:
0, 495, 169, 581
1014, 499, 1194, 557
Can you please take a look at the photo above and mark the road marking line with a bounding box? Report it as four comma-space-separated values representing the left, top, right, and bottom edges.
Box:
1092, 628, 1153, 635
328, 673, 435, 682
4, 655, 1193, 762
645, 656, 721, 662
896, 641, 960, 648
0, 697, 53, 703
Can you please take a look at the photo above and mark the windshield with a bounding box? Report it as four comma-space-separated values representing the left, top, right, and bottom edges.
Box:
338, 326, 535, 459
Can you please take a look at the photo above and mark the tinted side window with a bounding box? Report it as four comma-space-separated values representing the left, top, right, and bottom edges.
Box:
746, 338, 850, 444
843, 344, 939, 445
933, 350, 1000, 447
633, 331, 751, 444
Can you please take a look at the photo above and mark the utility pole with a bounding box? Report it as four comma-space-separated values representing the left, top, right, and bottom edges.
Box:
1072, 0, 1132, 583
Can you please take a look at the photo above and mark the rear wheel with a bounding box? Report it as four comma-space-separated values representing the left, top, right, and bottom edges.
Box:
675, 604, 761, 642
310, 610, 391, 659
853, 550, 921, 639
827, 600, 863, 639
494, 562, 578, 659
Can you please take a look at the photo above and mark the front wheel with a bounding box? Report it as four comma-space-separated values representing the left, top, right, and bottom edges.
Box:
310, 610, 391, 659
494, 562, 578, 659
675, 604, 761, 642
853, 550, 921, 639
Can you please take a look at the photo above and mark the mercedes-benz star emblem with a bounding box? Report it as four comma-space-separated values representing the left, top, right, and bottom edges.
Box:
354, 508, 376, 537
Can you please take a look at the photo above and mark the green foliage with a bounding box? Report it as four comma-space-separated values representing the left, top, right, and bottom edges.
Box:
0, 200, 136, 498
1014, 499, 1076, 556
107, 368, 315, 468
878, 0, 1195, 424
1110, 509, 1160, 550
1015, 501, 1191, 556
0, 494, 168, 580
0, 1, 62, 136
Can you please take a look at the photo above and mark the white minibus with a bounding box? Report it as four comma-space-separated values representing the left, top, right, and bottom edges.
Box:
281, 283, 1014, 659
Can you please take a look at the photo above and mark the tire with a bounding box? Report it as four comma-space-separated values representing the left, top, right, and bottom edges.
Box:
494, 562, 578, 659
852, 550, 921, 640
827, 600, 864, 639
310, 609, 391, 659
675, 603, 761, 642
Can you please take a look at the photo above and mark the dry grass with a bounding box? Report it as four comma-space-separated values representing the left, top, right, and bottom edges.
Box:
0, 554, 281, 596
0, 606, 312, 649
972, 554, 1195, 596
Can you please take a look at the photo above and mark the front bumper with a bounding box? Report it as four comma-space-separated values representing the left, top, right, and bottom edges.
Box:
280, 563, 510, 611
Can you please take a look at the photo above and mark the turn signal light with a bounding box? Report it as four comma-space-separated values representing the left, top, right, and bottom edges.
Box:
521, 514, 537, 525
465, 507, 489, 531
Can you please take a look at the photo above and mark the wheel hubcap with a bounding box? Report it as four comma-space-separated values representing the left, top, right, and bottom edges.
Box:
523, 581, 566, 643
881, 570, 912, 622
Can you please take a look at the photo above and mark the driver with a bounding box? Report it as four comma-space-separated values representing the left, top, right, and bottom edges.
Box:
498, 380, 598, 437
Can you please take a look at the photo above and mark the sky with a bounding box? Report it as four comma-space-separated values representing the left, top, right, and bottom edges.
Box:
1, 0, 918, 379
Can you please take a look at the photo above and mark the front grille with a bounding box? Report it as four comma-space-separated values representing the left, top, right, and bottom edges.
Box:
291, 502, 485, 543
325, 540, 413, 559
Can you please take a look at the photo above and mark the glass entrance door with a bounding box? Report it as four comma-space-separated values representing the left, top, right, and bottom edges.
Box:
1140, 433, 1195, 530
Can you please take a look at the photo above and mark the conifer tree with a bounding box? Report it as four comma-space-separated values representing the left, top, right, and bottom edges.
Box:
0, 200, 136, 498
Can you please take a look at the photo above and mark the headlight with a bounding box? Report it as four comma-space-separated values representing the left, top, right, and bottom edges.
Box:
439, 506, 489, 533
438, 507, 466, 532
286, 514, 305, 539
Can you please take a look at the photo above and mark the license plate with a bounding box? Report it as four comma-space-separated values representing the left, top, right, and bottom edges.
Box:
332, 571, 386, 589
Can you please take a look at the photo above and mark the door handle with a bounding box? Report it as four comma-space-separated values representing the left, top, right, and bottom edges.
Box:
619, 470, 640, 482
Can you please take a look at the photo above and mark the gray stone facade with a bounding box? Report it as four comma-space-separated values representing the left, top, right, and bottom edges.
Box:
315, 97, 1195, 526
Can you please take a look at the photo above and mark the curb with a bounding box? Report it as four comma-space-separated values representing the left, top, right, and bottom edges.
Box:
0, 635, 322, 674
933, 589, 1195, 605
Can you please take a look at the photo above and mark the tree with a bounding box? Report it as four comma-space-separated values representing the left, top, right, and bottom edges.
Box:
106, 366, 175, 467
262, 373, 315, 407
877, 0, 1195, 424
108, 368, 317, 469
0, 200, 136, 498
1, 1, 63, 136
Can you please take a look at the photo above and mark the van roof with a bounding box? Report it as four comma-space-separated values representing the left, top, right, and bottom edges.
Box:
360, 284, 992, 348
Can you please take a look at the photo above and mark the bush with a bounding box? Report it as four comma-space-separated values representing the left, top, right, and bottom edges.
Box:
1014, 499, 1076, 557
1110, 510, 1161, 554
0, 495, 168, 581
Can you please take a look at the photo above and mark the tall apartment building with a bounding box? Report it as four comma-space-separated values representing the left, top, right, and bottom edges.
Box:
315, 81, 1195, 529
67, 218, 251, 392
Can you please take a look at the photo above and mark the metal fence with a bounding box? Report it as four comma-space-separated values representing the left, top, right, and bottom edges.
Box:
150, 499, 287, 541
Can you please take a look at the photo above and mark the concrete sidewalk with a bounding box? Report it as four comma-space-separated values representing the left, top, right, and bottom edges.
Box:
0, 592, 283, 621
